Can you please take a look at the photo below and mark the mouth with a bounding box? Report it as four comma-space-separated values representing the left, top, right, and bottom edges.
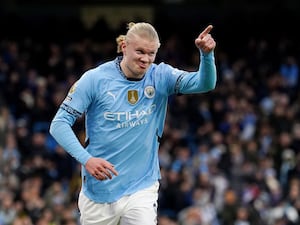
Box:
139, 64, 147, 69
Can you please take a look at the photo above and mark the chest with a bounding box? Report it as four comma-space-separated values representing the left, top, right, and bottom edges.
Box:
98, 80, 158, 112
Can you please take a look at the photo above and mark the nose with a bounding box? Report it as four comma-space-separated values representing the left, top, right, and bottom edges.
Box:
140, 54, 150, 63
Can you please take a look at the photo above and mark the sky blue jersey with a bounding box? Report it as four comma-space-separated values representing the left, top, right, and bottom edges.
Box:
50, 53, 216, 203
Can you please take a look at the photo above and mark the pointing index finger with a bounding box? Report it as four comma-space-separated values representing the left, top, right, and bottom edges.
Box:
199, 25, 213, 39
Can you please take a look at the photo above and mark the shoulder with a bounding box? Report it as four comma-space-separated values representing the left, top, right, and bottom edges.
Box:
149, 62, 185, 77
148, 62, 167, 75
82, 58, 117, 80
90, 59, 116, 74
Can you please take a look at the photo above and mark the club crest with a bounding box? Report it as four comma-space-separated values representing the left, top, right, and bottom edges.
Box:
127, 90, 138, 105
144, 86, 155, 98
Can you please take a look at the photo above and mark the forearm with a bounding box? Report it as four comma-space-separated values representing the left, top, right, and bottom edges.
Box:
198, 51, 217, 91
178, 51, 216, 94
49, 114, 92, 166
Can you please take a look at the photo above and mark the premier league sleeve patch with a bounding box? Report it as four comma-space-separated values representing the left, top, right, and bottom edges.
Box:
69, 82, 77, 94
64, 82, 78, 102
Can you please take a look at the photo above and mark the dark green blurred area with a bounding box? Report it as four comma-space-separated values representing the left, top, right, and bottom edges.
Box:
1, 0, 299, 39
0, 0, 299, 65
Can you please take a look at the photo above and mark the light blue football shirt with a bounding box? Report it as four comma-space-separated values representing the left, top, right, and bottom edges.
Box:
50, 53, 216, 203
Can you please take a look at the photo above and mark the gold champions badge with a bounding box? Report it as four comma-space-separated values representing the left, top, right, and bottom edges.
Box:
127, 90, 138, 105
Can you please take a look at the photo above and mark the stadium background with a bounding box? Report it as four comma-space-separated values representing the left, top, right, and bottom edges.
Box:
1, 0, 300, 225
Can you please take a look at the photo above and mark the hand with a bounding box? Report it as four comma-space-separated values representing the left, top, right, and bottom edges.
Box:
195, 25, 216, 53
85, 157, 119, 181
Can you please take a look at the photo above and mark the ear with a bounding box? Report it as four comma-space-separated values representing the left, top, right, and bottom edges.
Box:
121, 42, 127, 54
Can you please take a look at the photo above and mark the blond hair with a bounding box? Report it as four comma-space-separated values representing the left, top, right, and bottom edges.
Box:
116, 22, 161, 53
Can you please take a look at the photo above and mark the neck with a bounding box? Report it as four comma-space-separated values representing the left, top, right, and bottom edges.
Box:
120, 60, 143, 81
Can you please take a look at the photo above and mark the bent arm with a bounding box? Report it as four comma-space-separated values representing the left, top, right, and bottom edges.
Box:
49, 108, 92, 166
178, 51, 217, 94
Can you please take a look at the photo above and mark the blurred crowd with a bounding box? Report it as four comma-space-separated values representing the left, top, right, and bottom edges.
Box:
1, 17, 300, 225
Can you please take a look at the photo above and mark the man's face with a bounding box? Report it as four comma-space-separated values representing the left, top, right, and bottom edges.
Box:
121, 35, 159, 79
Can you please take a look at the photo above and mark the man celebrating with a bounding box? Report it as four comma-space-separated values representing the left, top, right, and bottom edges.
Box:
49, 22, 217, 225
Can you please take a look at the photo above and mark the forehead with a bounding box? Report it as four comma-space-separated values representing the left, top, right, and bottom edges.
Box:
127, 34, 159, 51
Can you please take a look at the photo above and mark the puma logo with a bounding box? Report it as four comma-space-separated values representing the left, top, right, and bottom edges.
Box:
107, 91, 116, 101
